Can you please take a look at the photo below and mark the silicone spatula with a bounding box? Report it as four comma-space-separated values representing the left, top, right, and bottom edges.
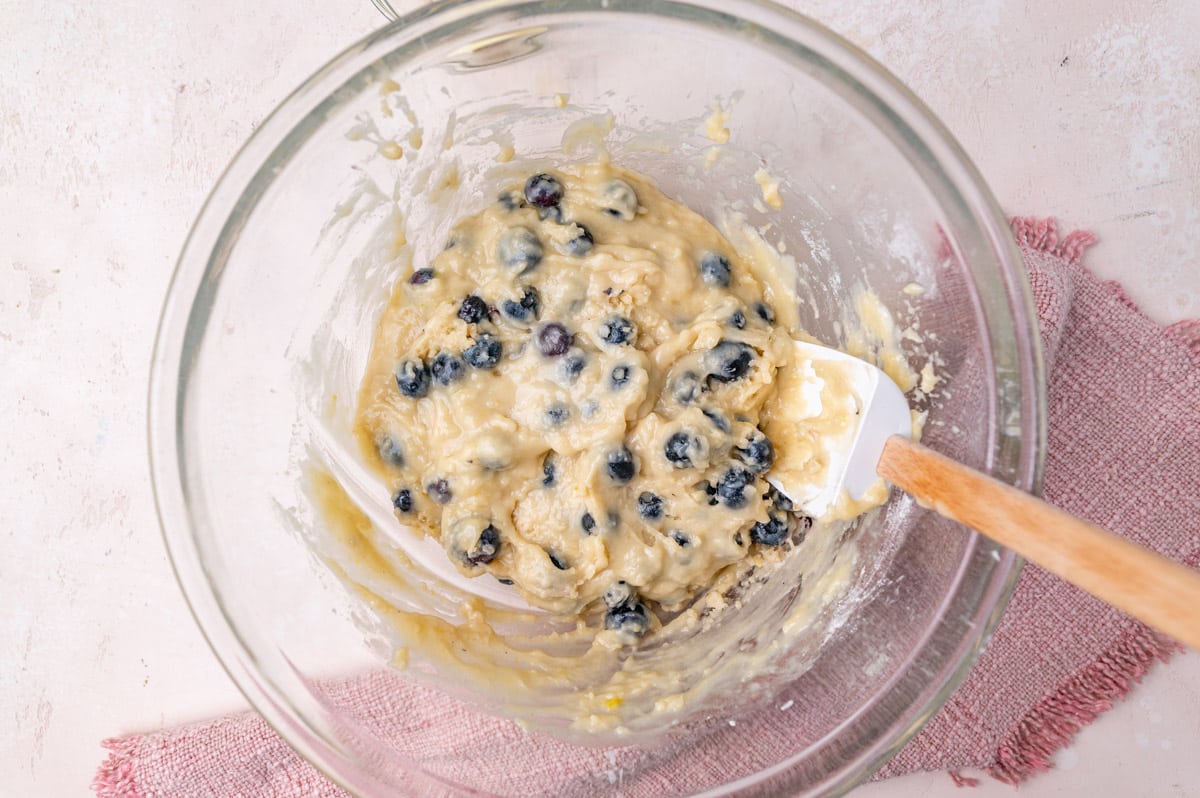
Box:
772, 340, 1200, 650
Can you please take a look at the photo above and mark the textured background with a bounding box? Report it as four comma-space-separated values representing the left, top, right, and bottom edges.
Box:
2, 0, 1198, 795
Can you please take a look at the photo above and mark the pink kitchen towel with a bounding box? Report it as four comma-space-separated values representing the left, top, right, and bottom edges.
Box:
95, 218, 1200, 796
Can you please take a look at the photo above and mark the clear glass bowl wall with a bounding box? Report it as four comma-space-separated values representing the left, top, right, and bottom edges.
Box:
151, 1, 1039, 796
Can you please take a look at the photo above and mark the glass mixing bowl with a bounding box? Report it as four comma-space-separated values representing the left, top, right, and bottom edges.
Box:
149, 0, 1042, 795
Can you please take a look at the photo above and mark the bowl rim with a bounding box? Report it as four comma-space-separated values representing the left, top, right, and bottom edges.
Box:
149, 1, 1042, 796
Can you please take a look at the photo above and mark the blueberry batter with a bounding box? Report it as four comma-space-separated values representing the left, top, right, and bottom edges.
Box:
355, 163, 820, 638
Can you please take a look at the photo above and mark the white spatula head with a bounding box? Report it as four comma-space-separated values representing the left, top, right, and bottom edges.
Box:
767, 340, 912, 517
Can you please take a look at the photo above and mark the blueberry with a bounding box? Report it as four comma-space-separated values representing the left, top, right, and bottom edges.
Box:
753, 502, 814, 548
392, 488, 414, 513
606, 447, 636, 483
538, 204, 564, 223
698, 252, 732, 287
377, 435, 405, 468
502, 287, 541, 322
536, 322, 572, 357
730, 310, 746, 329
669, 530, 690, 547
559, 349, 587, 382
581, 512, 596, 534
458, 295, 489, 324
766, 486, 813, 532
566, 224, 594, 257
395, 359, 431, 398
664, 431, 700, 468
430, 352, 466, 385
464, 334, 503, 369
409, 268, 434, 285
602, 179, 638, 221
671, 371, 703, 404
755, 302, 775, 324
497, 227, 543, 273
548, 550, 569, 570
524, 173, 564, 208
750, 514, 789, 546
605, 601, 649, 638
716, 467, 754, 509
545, 403, 570, 426
610, 364, 631, 388
735, 432, 775, 474
637, 491, 664, 520
701, 408, 730, 433
542, 452, 557, 487
498, 190, 526, 211
426, 478, 453, 504
705, 340, 755, 383
598, 315, 634, 346
462, 524, 501, 566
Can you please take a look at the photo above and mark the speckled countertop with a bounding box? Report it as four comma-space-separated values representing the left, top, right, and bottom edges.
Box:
2, 1, 1197, 795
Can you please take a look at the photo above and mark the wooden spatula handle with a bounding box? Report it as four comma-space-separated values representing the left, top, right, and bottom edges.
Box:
879, 435, 1200, 651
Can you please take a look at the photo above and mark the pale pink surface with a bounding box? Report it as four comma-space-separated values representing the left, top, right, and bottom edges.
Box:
4, 1, 1200, 796
91, 222, 1200, 796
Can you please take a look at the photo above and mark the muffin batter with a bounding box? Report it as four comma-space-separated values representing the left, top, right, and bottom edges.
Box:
354, 163, 870, 640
